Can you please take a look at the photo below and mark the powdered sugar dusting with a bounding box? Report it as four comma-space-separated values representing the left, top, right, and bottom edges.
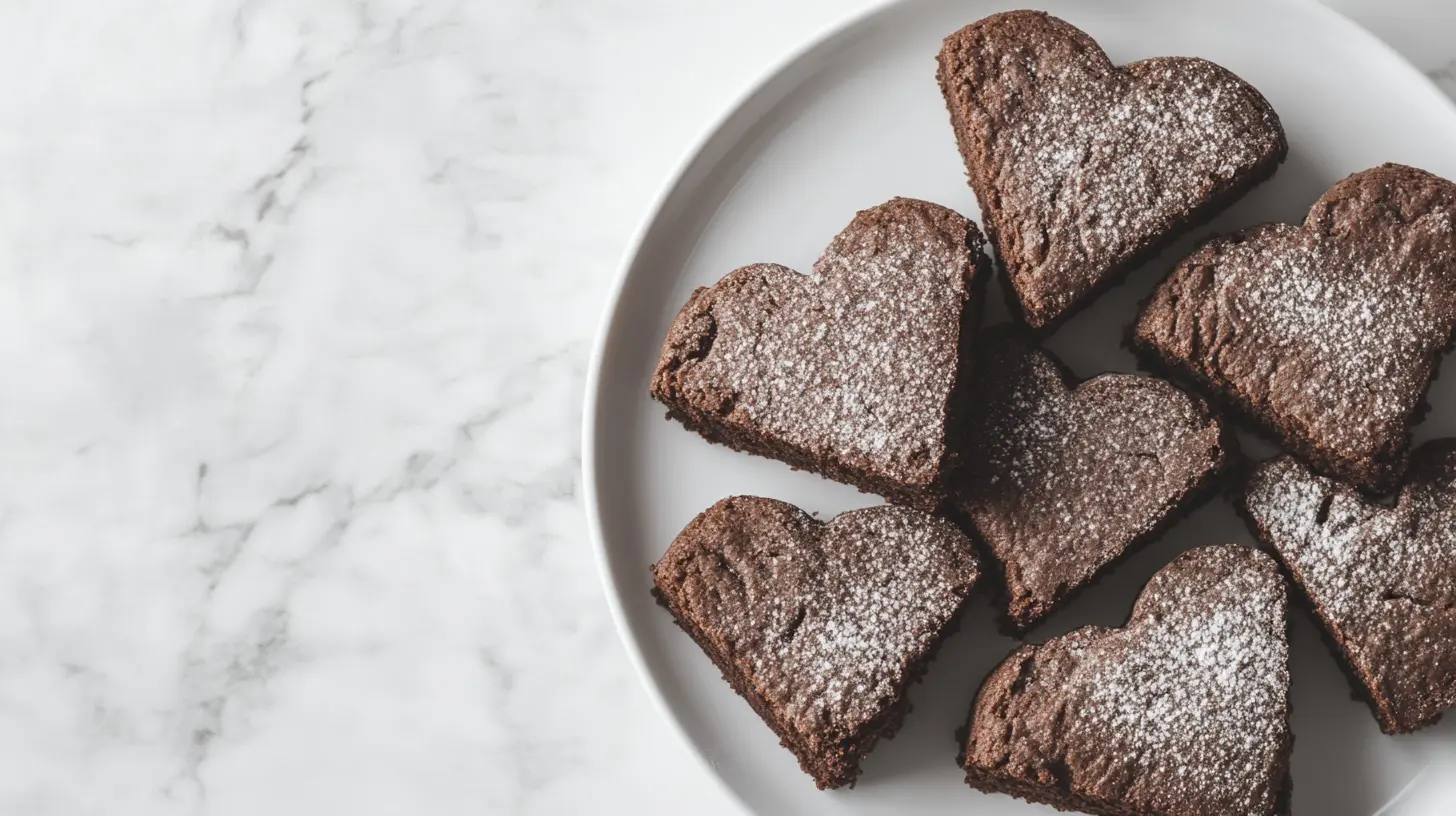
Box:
1246, 452, 1456, 730
1080, 548, 1288, 813
959, 336, 1224, 626
1221, 224, 1454, 459
746, 506, 978, 737
967, 546, 1289, 814
1248, 457, 1395, 624
1001, 64, 1276, 287
662, 198, 981, 486
660, 498, 980, 749
1137, 165, 1456, 490
951, 13, 1285, 325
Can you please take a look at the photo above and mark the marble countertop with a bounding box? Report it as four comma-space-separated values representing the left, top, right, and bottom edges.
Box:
2, 1, 1453, 814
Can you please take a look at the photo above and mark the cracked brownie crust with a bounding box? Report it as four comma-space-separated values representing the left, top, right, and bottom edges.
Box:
1135, 164, 1456, 494
652, 496, 981, 789
937, 10, 1286, 332
651, 198, 989, 511
953, 331, 1231, 632
961, 545, 1292, 816
1245, 446, 1456, 733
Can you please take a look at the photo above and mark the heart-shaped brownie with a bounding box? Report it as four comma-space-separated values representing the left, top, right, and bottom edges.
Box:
652, 496, 981, 789
651, 197, 989, 510
937, 11, 1287, 332
961, 545, 1291, 815
1245, 445, 1456, 734
1135, 164, 1456, 494
953, 331, 1230, 631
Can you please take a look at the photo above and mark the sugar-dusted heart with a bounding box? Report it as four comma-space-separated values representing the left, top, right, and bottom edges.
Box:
961, 545, 1292, 816
1136, 164, 1456, 494
937, 10, 1286, 332
1245, 445, 1456, 734
651, 197, 989, 510
953, 331, 1229, 631
652, 496, 981, 789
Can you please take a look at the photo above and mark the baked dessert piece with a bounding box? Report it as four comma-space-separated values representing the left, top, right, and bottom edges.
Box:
1244, 445, 1456, 733
961, 545, 1292, 816
651, 198, 989, 511
937, 10, 1286, 333
1135, 164, 1456, 494
953, 331, 1230, 631
652, 496, 980, 789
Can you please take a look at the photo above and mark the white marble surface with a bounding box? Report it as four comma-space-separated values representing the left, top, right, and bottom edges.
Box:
0, 1, 1452, 814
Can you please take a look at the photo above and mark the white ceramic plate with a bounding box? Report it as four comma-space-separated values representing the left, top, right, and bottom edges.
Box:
583, 1, 1456, 813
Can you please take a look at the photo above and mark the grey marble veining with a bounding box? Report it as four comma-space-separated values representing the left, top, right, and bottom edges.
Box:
0, 1, 1451, 814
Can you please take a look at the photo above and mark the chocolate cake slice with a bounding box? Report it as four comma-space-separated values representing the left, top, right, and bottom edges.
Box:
937, 10, 1286, 332
651, 198, 989, 511
961, 545, 1292, 816
652, 496, 980, 789
954, 331, 1230, 631
1135, 164, 1456, 494
1245, 446, 1456, 733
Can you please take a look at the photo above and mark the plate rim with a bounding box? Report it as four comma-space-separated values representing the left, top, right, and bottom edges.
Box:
580, 1, 1456, 813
